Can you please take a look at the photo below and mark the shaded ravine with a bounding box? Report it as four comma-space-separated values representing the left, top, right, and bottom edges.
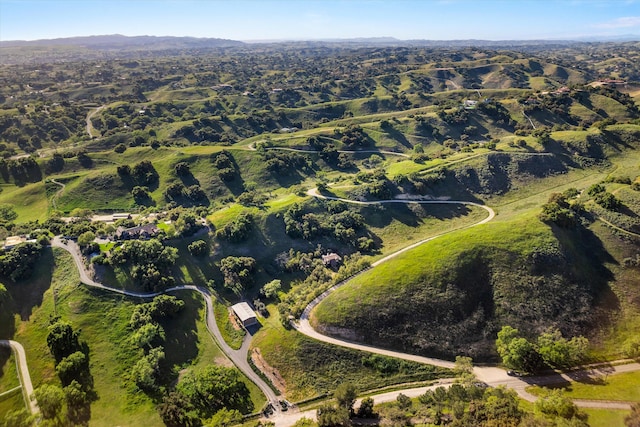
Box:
50, 237, 280, 410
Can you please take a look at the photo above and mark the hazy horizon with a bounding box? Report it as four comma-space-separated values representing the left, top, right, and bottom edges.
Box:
1, 0, 640, 43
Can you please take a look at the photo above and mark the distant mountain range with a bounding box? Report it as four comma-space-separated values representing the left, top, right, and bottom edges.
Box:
0, 34, 244, 50
1, 34, 638, 52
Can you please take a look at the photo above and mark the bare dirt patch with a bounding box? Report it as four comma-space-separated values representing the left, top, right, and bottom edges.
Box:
251, 348, 286, 394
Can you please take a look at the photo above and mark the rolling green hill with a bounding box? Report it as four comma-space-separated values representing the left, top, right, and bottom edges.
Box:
1, 42, 640, 424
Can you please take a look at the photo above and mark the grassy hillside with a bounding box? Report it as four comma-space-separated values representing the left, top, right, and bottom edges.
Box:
311, 211, 619, 361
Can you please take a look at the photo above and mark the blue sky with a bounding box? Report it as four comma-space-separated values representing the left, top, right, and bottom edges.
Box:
1, 0, 639, 42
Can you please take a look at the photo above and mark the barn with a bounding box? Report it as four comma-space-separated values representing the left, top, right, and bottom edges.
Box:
231, 302, 258, 328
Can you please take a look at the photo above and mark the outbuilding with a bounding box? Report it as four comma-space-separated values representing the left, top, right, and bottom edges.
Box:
231, 302, 258, 328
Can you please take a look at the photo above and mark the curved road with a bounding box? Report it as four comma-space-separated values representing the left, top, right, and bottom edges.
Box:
0, 340, 38, 414
296, 190, 497, 375
50, 237, 280, 409
292, 190, 639, 413
85, 105, 105, 138
245, 142, 410, 158
49, 179, 65, 210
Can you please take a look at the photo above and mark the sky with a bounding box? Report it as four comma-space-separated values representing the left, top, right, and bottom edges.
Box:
1, 0, 640, 42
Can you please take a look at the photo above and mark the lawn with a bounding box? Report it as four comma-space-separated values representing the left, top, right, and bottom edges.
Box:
527, 371, 640, 402
582, 408, 631, 427
0, 182, 49, 222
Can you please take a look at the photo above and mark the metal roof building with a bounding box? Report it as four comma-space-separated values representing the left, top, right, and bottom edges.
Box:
231, 302, 258, 328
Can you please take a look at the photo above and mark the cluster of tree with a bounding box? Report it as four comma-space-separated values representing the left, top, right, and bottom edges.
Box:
283, 202, 374, 251
216, 212, 253, 243
533, 388, 590, 426
0, 241, 43, 281
587, 183, 622, 211
261, 150, 312, 176
108, 238, 178, 291
0, 157, 42, 185
117, 160, 159, 187
132, 185, 154, 206
0, 104, 85, 149
42, 318, 95, 424
275, 248, 323, 274
334, 125, 370, 147
277, 252, 369, 325
188, 239, 208, 257
237, 190, 268, 207
306, 136, 355, 170
168, 208, 205, 237
478, 99, 516, 128
351, 169, 395, 200
129, 295, 185, 392
174, 116, 223, 143
317, 383, 374, 427
211, 150, 237, 182
437, 107, 469, 125
219, 256, 256, 296
375, 384, 524, 427
164, 182, 209, 207
43, 215, 98, 238
539, 189, 583, 228
496, 325, 589, 373
157, 365, 253, 427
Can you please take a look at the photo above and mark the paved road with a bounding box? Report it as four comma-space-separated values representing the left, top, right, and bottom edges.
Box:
50, 237, 280, 409
296, 191, 499, 375
289, 191, 639, 417
0, 340, 38, 414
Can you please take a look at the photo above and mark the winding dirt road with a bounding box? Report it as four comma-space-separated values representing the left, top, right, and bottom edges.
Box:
85, 105, 105, 138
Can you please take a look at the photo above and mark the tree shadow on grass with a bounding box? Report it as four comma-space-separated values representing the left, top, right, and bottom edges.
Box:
159, 291, 202, 379
0, 346, 13, 384
361, 202, 473, 229
4, 248, 54, 324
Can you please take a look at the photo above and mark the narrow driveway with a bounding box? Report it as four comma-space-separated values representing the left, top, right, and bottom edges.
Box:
0, 340, 38, 414
50, 237, 280, 408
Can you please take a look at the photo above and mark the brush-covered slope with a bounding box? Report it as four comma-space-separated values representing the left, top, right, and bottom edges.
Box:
311, 212, 614, 361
